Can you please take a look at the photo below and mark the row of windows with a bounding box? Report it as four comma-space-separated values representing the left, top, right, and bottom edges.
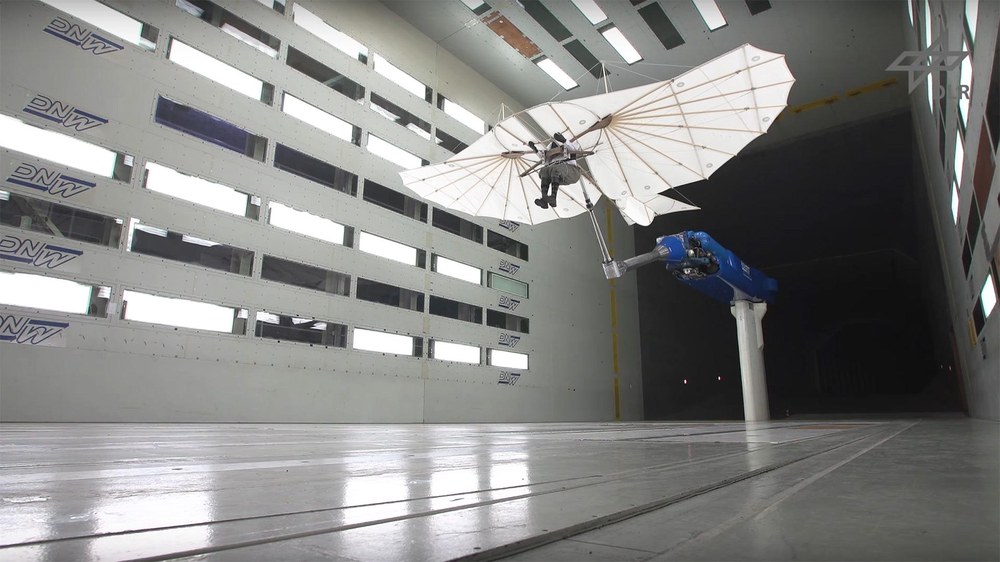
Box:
0, 189, 531, 333
0, 111, 529, 262
0, 269, 529, 369
908, 0, 997, 334
42, 0, 483, 148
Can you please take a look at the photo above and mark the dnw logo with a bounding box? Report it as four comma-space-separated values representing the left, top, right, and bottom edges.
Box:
498, 220, 520, 232
0, 234, 82, 270
498, 333, 521, 348
23, 95, 108, 131
741, 262, 751, 276
44, 17, 124, 55
0, 315, 69, 346
498, 371, 520, 386
499, 296, 520, 311
7, 163, 95, 198
499, 259, 520, 274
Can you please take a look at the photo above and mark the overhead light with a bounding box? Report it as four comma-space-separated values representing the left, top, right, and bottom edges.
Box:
692, 0, 727, 30
535, 57, 578, 90
600, 25, 642, 64
570, 0, 607, 24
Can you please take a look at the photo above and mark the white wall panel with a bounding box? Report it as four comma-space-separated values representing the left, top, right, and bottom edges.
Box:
0, 0, 644, 422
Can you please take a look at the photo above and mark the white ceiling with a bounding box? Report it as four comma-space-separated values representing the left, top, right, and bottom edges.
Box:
383, 0, 913, 144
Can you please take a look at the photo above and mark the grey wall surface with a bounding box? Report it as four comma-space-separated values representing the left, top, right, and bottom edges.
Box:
0, 0, 643, 422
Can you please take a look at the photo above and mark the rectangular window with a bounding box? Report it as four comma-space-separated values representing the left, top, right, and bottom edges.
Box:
0, 191, 122, 249
359, 231, 425, 267
965, 0, 979, 44
433, 208, 483, 243
356, 278, 424, 312
433, 255, 481, 284
488, 348, 528, 369
286, 46, 365, 103
371, 93, 432, 140
0, 271, 108, 316
255, 311, 347, 347
144, 162, 256, 218
353, 327, 421, 356
374, 55, 431, 101
176, 0, 279, 56
951, 182, 960, 223
488, 271, 528, 298
435, 129, 469, 154
599, 25, 642, 64
167, 39, 273, 102
122, 289, 244, 334
362, 180, 427, 222
268, 201, 347, 245
981, 273, 997, 318
0, 114, 132, 182
431, 340, 480, 364
292, 4, 368, 63
154, 97, 267, 161
367, 134, 424, 169
260, 255, 350, 296
127, 221, 254, 275
429, 295, 482, 324
282, 93, 360, 144
273, 144, 358, 195
522, 0, 571, 41
638, 3, 684, 50
437, 96, 485, 134
487, 229, 529, 260
41, 0, 158, 50
487, 309, 529, 333
954, 134, 965, 187
692, 0, 728, 30
569, 0, 607, 24
535, 56, 579, 90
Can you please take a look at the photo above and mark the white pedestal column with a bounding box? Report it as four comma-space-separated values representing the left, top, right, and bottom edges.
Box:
731, 300, 770, 421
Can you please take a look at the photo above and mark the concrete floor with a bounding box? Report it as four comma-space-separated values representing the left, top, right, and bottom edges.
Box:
0, 419, 996, 561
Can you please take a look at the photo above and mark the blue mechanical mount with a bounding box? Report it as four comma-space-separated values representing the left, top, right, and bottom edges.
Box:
606, 231, 776, 304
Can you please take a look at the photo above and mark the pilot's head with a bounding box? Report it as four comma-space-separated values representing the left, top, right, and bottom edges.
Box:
553, 132, 566, 143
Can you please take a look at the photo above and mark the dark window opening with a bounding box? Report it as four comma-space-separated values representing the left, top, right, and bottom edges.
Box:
433, 208, 483, 243
176, 0, 280, 56
523, 0, 572, 41
435, 129, 469, 154
130, 225, 253, 275
255, 312, 347, 346
286, 46, 365, 102
965, 194, 981, 252
370, 93, 431, 139
274, 144, 358, 195
1, 193, 121, 248
745, 0, 772, 15
155, 96, 267, 160
363, 180, 427, 222
487, 309, 529, 334
962, 237, 973, 276
356, 278, 424, 312
638, 3, 684, 50
564, 40, 608, 79
261, 255, 350, 296
487, 229, 529, 260
985, 48, 999, 153
429, 295, 483, 324
972, 297, 986, 333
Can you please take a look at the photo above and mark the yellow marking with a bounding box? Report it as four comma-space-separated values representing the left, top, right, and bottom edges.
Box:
613, 377, 621, 421
605, 205, 615, 247
790, 95, 840, 114
968, 318, 977, 346
845, 77, 897, 97
612, 332, 620, 372
610, 289, 618, 328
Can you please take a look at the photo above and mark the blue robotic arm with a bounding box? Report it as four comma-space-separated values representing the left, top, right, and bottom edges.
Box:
603, 231, 777, 304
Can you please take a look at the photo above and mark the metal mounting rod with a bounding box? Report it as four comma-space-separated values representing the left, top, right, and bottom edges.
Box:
579, 180, 613, 264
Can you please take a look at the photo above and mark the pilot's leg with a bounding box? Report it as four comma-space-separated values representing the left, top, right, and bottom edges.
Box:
547, 183, 559, 207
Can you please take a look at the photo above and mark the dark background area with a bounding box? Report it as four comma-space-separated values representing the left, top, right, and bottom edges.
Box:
635, 110, 964, 420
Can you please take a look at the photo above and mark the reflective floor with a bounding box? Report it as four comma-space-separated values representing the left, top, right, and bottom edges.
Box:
0, 419, 996, 561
